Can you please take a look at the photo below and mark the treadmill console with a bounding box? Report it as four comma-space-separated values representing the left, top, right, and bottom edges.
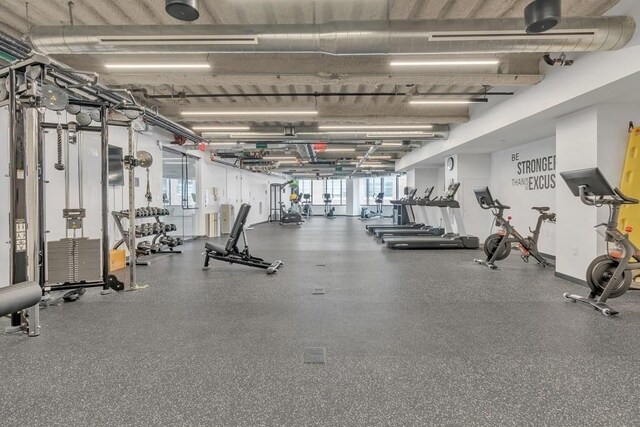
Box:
423, 186, 434, 201
443, 182, 460, 200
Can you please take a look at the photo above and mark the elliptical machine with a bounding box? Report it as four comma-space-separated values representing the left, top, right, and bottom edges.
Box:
560, 167, 640, 316
301, 193, 312, 219
323, 193, 335, 219
360, 192, 385, 220
473, 187, 556, 269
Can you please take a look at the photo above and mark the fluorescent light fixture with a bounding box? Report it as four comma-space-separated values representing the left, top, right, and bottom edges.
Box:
182, 110, 318, 116
195, 126, 250, 131
409, 100, 485, 105
318, 125, 433, 130
381, 142, 404, 146
105, 63, 211, 69
390, 60, 499, 66
229, 132, 285, 137
357, 155, 392, 160
322, 148, 356, 152
208, 142, 243, 146
366, 131, 435, 137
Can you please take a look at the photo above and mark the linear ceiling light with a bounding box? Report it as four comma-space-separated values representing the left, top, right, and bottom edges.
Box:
357, 155, 392, 160
318, 125, 433, 130
410, 100, 486, 105
390, 60, 499, 66
366, 131, 435, 137
105, 63, 210, 69
182, 110, 317, 116
381, 142, 404, 146
229, 132, 285, 137
323, 148, 357, 152
194, 126, 250, 131
208, 142, 243, 145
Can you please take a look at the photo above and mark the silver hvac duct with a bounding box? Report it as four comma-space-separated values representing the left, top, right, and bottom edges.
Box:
28, 17, 635, 56
204, 127, 449, 142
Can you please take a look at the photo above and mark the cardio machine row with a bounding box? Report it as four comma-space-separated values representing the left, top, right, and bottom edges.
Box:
366, 183, 479, 250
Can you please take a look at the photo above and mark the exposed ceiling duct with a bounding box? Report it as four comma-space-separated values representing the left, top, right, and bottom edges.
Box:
28, 17, 635, 56
202, 126, 449, 143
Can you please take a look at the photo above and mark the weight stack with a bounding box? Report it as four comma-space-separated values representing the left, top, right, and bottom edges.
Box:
47, 238, 101, 284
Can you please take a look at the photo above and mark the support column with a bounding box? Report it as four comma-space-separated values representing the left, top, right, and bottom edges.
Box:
345, 178, 358, 216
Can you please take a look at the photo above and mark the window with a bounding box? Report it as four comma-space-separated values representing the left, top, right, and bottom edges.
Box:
300, 179, 347, 205
298, 179, 312, 199
359, 177, 397, 205
325, 179, 346, 205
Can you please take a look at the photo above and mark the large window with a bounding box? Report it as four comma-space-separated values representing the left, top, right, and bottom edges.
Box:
299, 179, 346, 205
298, 179, 312, 198
359, 177, 397, 205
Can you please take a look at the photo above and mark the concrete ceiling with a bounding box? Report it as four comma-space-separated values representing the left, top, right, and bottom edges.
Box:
0, 0, 622, 177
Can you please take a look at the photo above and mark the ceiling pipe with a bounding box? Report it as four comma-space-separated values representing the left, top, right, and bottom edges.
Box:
352, 142, 383, 176
28, 17, 635, 56
202, 126, 449, 142
150, 91, 514, 99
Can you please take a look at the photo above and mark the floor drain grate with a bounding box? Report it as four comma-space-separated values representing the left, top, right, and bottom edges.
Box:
316, 264, 326, 267
312, 288, 325, 295
303, 347, 326, 364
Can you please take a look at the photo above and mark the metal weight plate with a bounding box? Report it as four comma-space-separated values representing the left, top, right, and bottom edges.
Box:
41, 85, 69, 111
136, 151, 153, 168
76, 112, 92, 126
89, 109, 101, 122
124, 109, 141, 120
66, 104, 81, 115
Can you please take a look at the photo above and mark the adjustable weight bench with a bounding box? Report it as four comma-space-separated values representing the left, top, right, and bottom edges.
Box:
203, 203, 283, 274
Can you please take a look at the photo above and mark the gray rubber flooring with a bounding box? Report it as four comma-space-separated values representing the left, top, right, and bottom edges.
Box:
2, 217, 640, 426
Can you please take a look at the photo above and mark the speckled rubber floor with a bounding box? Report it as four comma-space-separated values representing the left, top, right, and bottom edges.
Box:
2, 217, 640, 426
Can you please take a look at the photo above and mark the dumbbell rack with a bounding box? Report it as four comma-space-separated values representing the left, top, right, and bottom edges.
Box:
112, 208, 183, 266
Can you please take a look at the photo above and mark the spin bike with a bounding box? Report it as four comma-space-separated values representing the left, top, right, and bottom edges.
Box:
560, 167, 640, 316
473, 187, 556, 269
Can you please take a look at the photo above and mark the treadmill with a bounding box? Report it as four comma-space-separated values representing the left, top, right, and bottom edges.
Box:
374, 184, 460, 238
382, 183, 480, 250
366, 188, 430, 234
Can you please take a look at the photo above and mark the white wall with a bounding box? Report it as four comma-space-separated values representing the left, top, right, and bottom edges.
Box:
445, 154, 492, 239
198, 155, 284, 229
489, 137, 557, 255
555, 104, 640, 280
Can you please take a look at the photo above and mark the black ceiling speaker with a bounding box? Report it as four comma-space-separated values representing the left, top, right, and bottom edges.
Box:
165, 0, 200, 22
525, 0, 561, 34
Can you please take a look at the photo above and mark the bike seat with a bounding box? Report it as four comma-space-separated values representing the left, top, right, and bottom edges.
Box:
532, 206, 550, 212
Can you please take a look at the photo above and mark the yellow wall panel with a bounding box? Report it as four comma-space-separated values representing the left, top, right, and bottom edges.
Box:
620, 127, 640, 247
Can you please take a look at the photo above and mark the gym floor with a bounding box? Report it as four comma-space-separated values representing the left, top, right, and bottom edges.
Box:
2, 217, 640, 425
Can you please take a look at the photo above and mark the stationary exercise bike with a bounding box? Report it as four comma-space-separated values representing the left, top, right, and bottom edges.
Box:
473, 187, 556, 269
323, 193, 335, 218
560, 167, 640, 316
360, 192, 384, 219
